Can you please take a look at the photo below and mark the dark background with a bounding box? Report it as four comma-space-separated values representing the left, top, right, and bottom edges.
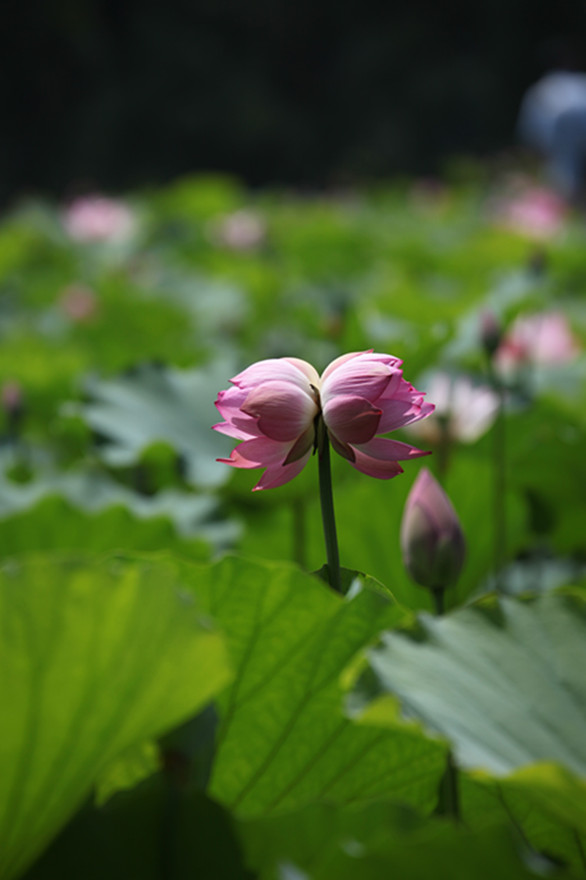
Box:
4, 0, 586, 204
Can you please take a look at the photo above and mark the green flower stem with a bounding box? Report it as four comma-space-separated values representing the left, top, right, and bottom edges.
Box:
317, 417, 342, 594
431, 586, 445, 617
488, 362, 507, 588
432, 584, 460, 822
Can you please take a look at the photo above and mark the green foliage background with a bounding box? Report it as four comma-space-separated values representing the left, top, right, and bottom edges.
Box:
1, 173, 586, 878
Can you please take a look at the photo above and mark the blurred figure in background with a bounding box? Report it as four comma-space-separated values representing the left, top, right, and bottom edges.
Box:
518, 41, 586, 207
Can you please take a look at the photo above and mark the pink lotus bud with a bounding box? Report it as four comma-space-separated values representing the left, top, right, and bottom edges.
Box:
213, 350, 435, 490
400, 468, 466, 590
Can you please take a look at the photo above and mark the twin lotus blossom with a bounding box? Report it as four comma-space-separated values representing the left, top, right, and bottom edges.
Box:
214, 351, 434, 490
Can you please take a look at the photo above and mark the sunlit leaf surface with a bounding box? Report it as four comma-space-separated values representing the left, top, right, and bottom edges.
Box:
178, 556, 446, 817
0, 555, 231, 879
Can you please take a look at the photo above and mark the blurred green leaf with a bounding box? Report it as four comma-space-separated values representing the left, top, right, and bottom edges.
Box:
69, 360, 236, 489
0, 554, 231, 879
506, 401, 586, 555
0, 463, 240, 551
239, 801, 543, 880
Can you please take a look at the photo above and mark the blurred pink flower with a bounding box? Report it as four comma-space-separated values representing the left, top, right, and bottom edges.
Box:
495, 311, 580, 372
1, 380, 23, 414
491, 185, 567, 240
406, 372, 499, 445
59, 284, 98, 323
401, 467, 466, 590
209, 209, 266, 250
214, 351, 433, 490
62, 195, 135, 242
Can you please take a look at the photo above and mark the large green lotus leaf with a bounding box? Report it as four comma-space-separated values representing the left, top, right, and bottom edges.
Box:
0, 555, 231, 880
68, 360, 236, 489
239, 801, 541, 880
176, 556, 446, 817
94, 741, 160, 806
355, 590, 586, 777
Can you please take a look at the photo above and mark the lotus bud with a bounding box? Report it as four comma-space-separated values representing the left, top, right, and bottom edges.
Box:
479, 310, 502, 359
400, 468, 466, 591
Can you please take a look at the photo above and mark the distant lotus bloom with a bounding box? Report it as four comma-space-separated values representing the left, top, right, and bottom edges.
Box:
401, 468, 466, 590
1, 380, 23, 415
405, 372, 499, 445
495, 310, 580, 373
209, 209, 267, 251
59, 284, 98, 323
491, 185, 567, 241
62, 195, 136, 243
214, 351, 434, 490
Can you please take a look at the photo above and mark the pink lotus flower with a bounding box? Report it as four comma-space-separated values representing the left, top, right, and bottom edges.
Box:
214, 351, 434, 490
490, 185, 567, 241
405, 372, 499, 445
209, 208, 267, 251
62, 195, 135, 243
495, 310, 580, 373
